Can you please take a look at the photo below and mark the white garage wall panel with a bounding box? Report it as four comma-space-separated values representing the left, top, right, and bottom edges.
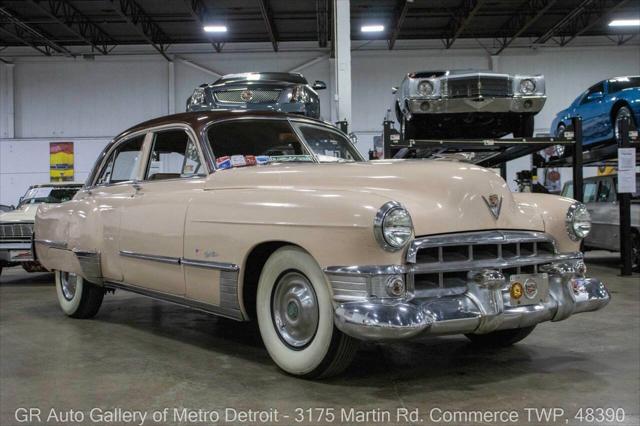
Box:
1, 44, 639, 205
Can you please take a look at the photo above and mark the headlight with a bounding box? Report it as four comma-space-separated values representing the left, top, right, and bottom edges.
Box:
374, 201, 414, 251
189, 88, 206, 106
417, 80, 434, 96
519, 79, 536, 94
291, 85, 310, 103
565, 203, 591, 241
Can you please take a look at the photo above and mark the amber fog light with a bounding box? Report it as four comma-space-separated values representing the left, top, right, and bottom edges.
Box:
510, 282, 524, 299
386, 276, 406, 297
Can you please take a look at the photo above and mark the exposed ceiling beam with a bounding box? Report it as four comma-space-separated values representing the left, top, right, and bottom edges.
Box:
443, 0, 486, 49
493, 0, 557, 55
26, 0, 115, 55
108, 0, 172, 60
257, 0, 278, 51
388, 0, 410, 50
534, 0, 630, 46
183, 0, 224, 53
316, 0, 329, 47
0, 7, 73, 56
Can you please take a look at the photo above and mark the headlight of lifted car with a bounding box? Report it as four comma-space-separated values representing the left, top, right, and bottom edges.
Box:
566, 202, 592, 241
374, 201, 414, 251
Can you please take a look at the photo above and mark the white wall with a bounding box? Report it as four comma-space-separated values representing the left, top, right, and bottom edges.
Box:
1, 41, 639, 204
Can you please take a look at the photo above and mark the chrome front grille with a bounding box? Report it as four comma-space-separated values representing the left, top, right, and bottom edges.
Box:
407, 231, 567, 296
214, 89, 281, 104
0, 222, 34, 243
446, 76, 511, 98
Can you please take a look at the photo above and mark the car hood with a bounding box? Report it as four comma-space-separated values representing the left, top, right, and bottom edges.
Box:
0, 204, 39, 223
208, 160, 545, 236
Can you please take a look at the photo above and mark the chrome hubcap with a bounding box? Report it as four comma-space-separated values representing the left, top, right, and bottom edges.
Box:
271, 271, 319, 349
60, 272, 78, 301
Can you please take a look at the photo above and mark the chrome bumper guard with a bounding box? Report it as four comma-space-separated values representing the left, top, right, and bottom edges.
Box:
330, 261, 609, 341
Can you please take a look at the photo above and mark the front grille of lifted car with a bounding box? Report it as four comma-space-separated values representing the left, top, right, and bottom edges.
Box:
214, 89, 282, 104
446, 76, 511, 98
407, 230, 561, 297
0, 222, 34, 243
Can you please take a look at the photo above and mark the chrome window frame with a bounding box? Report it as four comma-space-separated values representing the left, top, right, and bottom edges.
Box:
141, 123, 209, 183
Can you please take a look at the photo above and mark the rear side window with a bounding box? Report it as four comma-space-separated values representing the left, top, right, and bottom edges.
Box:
96, 135, 145, 185
145, 130, 203, 181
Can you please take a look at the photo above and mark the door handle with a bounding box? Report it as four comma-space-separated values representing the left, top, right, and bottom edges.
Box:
132, 182, 142, 191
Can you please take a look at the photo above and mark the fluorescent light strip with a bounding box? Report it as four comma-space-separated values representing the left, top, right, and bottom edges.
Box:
608, 19, 640, 27
361, 25, 384, 33
204, 25, 227, 33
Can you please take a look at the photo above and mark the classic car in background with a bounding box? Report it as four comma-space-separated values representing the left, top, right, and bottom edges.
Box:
551, 76, 640, 146
394, 69, 546, 139
186, 72, 326, 119
0, 182, 82, 275
562, 174, 640, 270
35, 110, 608, 378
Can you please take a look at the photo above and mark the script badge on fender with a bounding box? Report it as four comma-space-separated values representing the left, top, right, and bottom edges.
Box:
482, 193, 503, 220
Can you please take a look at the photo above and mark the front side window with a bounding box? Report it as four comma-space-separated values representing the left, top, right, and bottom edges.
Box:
583, 181, 598, 203
145, 129, 203, 181
208, 119, 314, 163
96, 134, 145, 185
294, 124, 362, 163
580, 82, 604, 105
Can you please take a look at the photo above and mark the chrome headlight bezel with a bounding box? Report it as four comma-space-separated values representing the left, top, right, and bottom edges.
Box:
565, 202, 591, 241
374, 201, 414, 252
417, 80, 434, 96
519, 79, 536, 94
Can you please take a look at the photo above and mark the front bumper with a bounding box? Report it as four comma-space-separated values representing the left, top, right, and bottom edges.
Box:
407, 95, 546, 115
0, 243, 34, 263
331, 265, 609, 341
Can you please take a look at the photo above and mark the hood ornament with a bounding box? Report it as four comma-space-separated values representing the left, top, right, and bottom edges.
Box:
482, 194, 503, 220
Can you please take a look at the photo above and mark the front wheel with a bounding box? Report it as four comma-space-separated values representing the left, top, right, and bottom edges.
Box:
256, 246, 358, 378
614, 106, 637, 144
465, 325, 536, 347
55, 270, 104, 318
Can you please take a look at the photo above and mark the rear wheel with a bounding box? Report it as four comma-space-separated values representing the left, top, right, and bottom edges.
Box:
256, 246, 358, 378
614, 106, 637, 144
55, 270, 104, 319
465, 325, 536, 347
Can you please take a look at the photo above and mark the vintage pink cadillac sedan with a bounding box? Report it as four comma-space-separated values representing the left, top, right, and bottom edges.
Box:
34, 111, 609, 378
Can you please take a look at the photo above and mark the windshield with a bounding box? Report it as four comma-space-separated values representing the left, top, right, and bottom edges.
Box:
19, 186, 80, 208
207, 119, 363, 168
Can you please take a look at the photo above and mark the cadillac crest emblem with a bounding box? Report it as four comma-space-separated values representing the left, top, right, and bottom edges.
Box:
482, 193, 503, 219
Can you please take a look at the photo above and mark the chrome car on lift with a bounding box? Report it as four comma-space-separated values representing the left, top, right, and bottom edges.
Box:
186, 72, 327, 119
394, 69, 546, 139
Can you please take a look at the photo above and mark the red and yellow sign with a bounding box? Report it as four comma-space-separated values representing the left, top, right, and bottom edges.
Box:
50, 142, 74, 182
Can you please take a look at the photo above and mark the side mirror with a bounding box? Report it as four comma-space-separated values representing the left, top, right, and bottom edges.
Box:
348, 132, 358, 145
391, 86, 398, 94
312, 80, 327, 90
587, 91, 603, 102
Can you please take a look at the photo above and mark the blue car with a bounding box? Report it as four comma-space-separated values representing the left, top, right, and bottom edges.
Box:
551, 76, 639, 146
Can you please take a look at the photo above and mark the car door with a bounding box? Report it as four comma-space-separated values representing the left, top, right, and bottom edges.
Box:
118, 125, 207, 295
80, 133, 148, 282
592, 176, 620, 251
576, 82, 606, 144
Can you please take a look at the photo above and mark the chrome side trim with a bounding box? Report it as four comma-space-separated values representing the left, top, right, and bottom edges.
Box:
34, 239, 68, 250
103, 280, 244, 321
182, 258, 239, 272
324, 264, 407, 276
119, 250, 180, 265
73, 250, 103, 285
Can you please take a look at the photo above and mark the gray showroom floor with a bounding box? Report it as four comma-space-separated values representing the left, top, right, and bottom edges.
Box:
1, 253, 638, 426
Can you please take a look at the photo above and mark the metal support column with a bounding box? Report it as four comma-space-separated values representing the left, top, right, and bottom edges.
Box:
0, 63, 14, 139
618, 118, 633, 276
571, 117, 584, 203
333, 0, 352, 126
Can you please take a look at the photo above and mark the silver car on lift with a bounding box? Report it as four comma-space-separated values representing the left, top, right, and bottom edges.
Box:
561, 174, 640, 269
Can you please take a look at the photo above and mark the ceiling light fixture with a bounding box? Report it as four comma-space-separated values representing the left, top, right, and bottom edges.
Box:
361, 25, 384, 33
204, 25, 227, 33
608, 19, 640, 27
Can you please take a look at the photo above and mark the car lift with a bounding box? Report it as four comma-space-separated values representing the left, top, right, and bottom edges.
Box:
376, 116, 638, 276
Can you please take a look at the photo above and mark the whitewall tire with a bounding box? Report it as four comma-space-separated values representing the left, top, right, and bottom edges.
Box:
256, 246, 358, 378
55, 270, 104, 319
